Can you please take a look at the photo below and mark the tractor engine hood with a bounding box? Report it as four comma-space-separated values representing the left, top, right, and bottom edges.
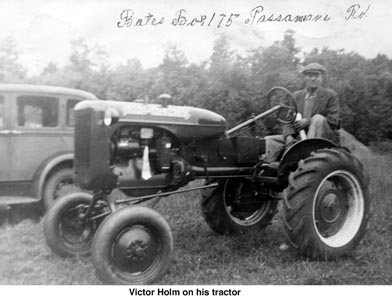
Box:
75, 100, 227, 139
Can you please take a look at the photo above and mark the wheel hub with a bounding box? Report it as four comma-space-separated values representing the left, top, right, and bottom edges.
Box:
60, 204, 94, 246
319, 191, 342, 223
113, 226, 157, 273
127, 239, 149, 261
315, 178, 352, 239
68, 219, 85, 234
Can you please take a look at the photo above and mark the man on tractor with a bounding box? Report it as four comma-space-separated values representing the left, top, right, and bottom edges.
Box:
44, 72, 370, 285
264, 62, 341, 161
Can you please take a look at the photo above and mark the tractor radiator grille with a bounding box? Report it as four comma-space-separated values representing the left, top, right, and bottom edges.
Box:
74, 109, 91, 167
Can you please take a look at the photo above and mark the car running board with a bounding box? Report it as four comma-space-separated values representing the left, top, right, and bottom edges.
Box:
0, 196, 40, 211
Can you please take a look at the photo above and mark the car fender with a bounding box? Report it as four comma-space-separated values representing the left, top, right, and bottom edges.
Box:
32, 151, 74, 199
278, 138, 338, 177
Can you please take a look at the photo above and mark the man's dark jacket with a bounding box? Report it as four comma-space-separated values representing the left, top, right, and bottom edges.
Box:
283, 87, 340, 139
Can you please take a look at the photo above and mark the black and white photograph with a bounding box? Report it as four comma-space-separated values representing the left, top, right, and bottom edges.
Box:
0, 0, 390, 296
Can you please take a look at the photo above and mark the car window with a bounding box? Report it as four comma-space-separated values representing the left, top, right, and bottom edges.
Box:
17, 95, 59, 128
66, 99, 80, 127
0, 96, 4, 128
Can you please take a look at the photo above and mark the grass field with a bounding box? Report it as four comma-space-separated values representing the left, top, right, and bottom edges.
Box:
0, 148, 391, 285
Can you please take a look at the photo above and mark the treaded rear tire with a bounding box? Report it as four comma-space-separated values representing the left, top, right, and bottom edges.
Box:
281, 148, 370, 260
200, 179, 278, 235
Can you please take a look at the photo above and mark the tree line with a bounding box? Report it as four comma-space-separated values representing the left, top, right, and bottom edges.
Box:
1, 30, 391, 146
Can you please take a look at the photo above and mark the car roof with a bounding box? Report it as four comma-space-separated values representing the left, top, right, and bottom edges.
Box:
0, 83, 97, 99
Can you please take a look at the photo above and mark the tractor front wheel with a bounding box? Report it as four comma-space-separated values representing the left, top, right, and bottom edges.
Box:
282, 148, 371, 259
44, 192, 107, 257
92, 206, 173, 285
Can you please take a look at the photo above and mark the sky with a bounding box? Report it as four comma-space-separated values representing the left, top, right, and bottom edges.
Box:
0, 0, 391, 74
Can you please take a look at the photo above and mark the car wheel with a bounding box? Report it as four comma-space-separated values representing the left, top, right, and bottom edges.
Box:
43, 168, 80, 211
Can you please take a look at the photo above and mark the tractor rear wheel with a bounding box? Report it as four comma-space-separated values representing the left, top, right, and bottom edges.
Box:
200, 179, 278, 235
282, 148, 370, 259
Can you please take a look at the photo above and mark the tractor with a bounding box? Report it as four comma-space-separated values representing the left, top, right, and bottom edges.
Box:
44, 87, 370, 284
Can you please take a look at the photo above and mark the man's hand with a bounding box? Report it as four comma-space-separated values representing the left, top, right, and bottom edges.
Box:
294, 118, 310, 131
285, 135, 296, 147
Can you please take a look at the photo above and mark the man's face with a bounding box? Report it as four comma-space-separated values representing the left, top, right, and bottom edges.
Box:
304, 72, 323, 89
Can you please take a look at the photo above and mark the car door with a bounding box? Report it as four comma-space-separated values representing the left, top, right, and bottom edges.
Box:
8, 93, 71, 181
0, 94, 11, 181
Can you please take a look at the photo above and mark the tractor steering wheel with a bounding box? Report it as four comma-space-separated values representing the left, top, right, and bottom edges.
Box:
267, 86, 297, 124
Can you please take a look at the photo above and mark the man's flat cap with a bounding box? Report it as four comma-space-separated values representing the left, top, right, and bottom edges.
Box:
302, 63, 327, 74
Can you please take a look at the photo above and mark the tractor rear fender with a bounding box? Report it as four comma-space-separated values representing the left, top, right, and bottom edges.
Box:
278, 138, 338, 177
